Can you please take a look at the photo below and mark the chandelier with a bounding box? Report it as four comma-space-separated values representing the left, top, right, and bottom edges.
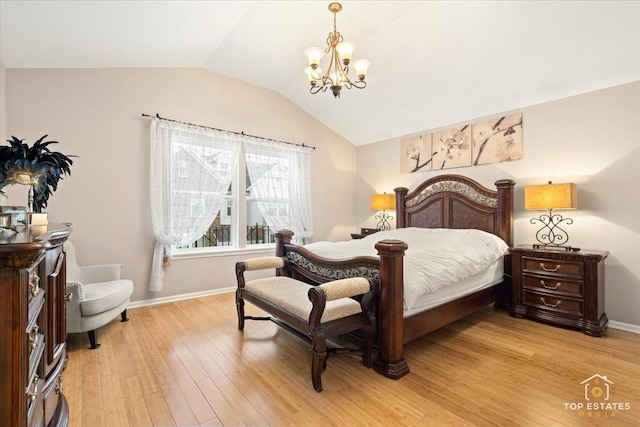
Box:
304, 2, 370, 98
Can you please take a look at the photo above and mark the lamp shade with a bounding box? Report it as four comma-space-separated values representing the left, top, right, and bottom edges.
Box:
353, 59, 370, 79
370, 193, 396, 211
525, 182, 578, 210
304, 47, 324, 66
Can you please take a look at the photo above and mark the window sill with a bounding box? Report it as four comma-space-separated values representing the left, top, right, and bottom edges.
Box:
171, 244, 276, 260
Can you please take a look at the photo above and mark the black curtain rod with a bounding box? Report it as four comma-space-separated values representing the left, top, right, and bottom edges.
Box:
141, 113, 316, 150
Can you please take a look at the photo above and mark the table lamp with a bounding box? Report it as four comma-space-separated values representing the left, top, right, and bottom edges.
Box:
370, 193, 396, 231
524, 181, 577, 249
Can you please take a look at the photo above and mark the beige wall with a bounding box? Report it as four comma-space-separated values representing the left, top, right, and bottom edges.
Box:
0, 61, 5, 144
356, 81, 640, 326
5, 68, 357, 302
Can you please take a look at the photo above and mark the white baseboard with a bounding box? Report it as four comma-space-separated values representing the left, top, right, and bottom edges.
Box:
127, 291, 640, 336
608, 320, 640, 335
128, 287, 235, 309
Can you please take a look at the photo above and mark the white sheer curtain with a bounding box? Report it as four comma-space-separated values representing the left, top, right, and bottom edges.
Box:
244, 135, 314, 244
149, 118, 241, 291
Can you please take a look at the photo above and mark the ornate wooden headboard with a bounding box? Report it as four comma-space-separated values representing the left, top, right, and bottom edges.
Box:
394, 174, 515, 246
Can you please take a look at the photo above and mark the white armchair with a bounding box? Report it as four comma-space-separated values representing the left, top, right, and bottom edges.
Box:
64, 241, 134, 349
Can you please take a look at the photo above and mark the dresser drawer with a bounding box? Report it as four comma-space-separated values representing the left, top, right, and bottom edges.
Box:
27, 394, 44, 427
43, 359, 65, 427
522, 274, 583, 297
27, 331, 45, 382
26, 375, 44, 427
523, 291, 583, 318
523, 256, 583, 278
26, 253, 46, 304
28, 290, 44, 326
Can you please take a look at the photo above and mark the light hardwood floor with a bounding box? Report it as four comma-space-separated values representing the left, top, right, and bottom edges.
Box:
65, 292, 640, 426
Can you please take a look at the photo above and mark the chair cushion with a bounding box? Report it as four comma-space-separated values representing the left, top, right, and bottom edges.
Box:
80, 279, 134, 317
245, 277, 362, 323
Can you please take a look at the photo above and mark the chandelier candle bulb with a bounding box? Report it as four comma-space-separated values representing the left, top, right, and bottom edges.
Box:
305, 47, 324, 68
336, 41, 355, 64
353, 59, 371, 80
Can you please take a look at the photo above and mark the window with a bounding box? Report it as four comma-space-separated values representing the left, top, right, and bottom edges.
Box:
149, 117, 313, 291
177, 155, 274, 251
172, 138, 313, 253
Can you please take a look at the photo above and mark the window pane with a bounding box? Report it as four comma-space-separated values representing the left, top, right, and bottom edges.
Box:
177, 189, 232, 249
246, 172, 272, 244
245, 151, 290, 244
246, 199, 274, 244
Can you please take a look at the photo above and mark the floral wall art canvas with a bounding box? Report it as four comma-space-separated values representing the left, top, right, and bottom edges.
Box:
431, 125, 472, 170
399, 113, 523, 173
472, 113, 523, 165
400, 133, 433, 173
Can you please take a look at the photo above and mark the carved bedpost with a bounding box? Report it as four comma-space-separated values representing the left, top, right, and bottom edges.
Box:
394, 187, 408, 229
374, 239, 409, 379
495, 179, 516, 247
275, 230, 293, 257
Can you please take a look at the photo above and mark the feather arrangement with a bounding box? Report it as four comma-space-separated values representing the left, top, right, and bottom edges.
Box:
0, 135, 75, 212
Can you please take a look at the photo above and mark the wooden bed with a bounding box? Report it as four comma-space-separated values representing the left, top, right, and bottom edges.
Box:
275, 174, 515, 379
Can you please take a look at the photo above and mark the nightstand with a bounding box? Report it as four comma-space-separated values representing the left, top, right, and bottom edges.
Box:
509, 245, 608, 336
350, 228, 379, 239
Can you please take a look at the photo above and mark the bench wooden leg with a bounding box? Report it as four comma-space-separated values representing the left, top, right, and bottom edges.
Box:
363, 326, 374, 368
311, 329, 327, 392
235, 290, 245, 331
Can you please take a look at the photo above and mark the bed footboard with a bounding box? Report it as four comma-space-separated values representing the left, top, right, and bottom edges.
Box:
275, 230, 410, 379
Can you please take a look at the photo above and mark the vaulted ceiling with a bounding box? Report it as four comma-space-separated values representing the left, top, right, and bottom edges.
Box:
1, 1, 638, 146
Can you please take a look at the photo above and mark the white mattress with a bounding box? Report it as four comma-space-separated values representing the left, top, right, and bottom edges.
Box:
403, 257, 504, 317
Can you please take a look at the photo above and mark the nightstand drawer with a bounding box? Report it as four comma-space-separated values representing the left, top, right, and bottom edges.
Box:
523, 257, 583, 278
522, 275, 582, 297
523, 291, 583, 318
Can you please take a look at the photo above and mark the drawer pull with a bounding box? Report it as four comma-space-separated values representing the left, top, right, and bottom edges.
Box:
65, 292, 73, 302
29, 325, 39, 349
26, 375, 39, 402
540, 280, 562, 290
540, 297, 561, 308
539, 263, 561, 272
28, 275, 40, 297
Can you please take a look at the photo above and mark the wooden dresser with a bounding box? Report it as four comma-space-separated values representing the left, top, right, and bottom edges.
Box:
510, 245, 608, 336
0, 224, 71, 427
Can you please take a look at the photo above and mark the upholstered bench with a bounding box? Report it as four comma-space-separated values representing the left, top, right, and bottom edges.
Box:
236, 256, 376, 392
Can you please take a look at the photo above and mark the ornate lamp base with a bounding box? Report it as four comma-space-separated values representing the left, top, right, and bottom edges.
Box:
530, 209, 576, 251
375, 211, 393, 231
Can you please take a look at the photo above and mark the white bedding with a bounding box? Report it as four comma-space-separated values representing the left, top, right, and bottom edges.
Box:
304, 227, 509, 310
404, 258, 504, 315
